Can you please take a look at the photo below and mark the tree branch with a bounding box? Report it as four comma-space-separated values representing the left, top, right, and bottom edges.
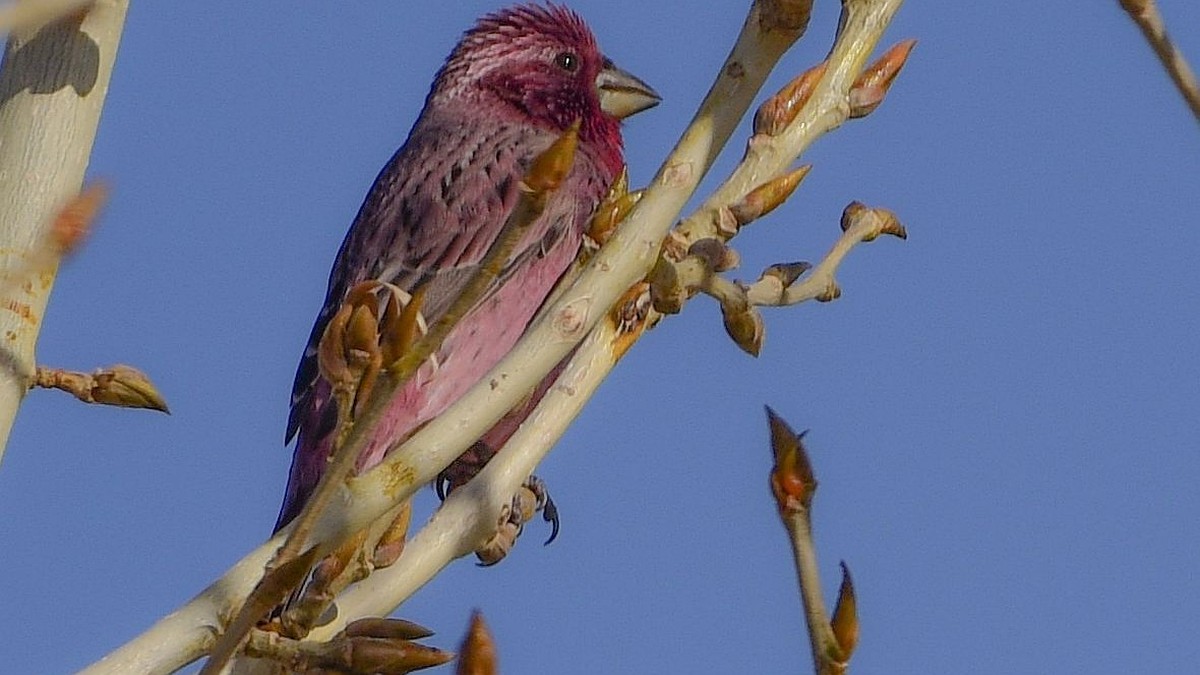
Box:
1120, 0, 1200, 122
766, 408, 858, 675
0, 0, 94, 33
84, 1, 912, 671
0, 0, 128, 467
310, 0, 907, 642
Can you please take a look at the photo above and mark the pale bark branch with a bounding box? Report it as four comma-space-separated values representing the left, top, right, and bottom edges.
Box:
766, 408, 858, 675
317, 0, 905, 644
85, 1, 908, 672
0, 0, 128, 466
0, 0, 93, 33
1120, 0, 1200, 122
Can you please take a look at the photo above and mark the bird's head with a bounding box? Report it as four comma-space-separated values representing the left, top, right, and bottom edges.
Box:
431, 4, 659, 164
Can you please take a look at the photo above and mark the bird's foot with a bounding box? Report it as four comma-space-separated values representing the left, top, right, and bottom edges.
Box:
474, 474, 560, 566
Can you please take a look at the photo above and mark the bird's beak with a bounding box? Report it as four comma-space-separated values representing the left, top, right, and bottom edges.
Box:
596, 58, 660, 119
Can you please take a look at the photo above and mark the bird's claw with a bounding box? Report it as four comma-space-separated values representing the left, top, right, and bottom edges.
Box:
473, 474, 561, 565
523, 474, 560, 545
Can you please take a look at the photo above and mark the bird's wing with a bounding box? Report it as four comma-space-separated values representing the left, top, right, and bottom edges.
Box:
284, 120, 560, 444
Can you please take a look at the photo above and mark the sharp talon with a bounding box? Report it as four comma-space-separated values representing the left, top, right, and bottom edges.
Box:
435, 474, 449, 501
542, 493, 560, 545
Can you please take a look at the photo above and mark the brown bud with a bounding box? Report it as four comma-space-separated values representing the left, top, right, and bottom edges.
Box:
89, 365, 169, 413
764, 261, 811, 286
608, 281, 653, 362
830, 562, 859, 657
687, 238, 740, 272
607, 165, 629, 202
346, 303, 380, 358
754, 62, 827, 136
730, 165, 812, 226
589, 189, 643, 245
382, 285, 427, 367
722, 304, 764, 357
318, 304, 353, 388
372, 501, 413, 569
344, 618, 436, 641
526, 120, 580, 193
850, 39, 917, 118
332, 636, 453, 674
840, 201, 868, 232
648, 257, 686, 315
52, 182, 108, 257
870, 207, 908, 241
842, 202, 907, 242
457, 611, 498, 675
765, 406, 816, 510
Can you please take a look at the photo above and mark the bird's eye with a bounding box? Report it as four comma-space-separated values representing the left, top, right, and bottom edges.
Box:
554, 52, 579, 73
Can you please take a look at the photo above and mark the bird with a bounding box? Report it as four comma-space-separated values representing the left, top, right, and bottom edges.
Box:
276, 3, 660, 556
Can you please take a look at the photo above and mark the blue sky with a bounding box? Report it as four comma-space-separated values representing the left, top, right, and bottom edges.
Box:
2, 2, 1199, 673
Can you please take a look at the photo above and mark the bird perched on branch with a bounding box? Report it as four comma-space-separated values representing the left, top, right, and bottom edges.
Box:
277, 4, 659, 562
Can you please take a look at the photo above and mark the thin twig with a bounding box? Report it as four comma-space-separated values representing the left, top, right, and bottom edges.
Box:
31, 364, 169, 412
744, 202, 906, 307
1120, 0, 1200, 121
766, 408, 857, 675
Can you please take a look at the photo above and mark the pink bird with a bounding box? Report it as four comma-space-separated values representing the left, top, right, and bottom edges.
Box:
277, 4, 659, 548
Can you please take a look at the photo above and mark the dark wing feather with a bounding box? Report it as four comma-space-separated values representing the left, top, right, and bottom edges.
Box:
285, 119, 547, 444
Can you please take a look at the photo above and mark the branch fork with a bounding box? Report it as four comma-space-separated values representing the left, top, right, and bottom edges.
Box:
85, 2, 913, 672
